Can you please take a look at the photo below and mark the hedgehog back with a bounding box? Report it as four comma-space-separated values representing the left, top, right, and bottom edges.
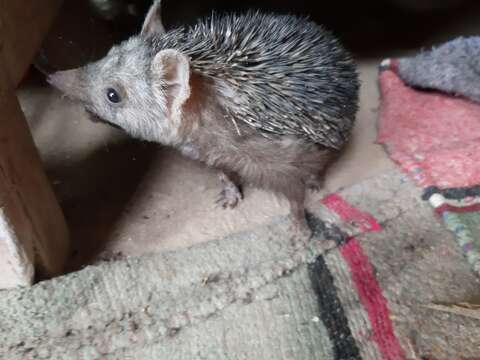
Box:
147, 11, 359, 149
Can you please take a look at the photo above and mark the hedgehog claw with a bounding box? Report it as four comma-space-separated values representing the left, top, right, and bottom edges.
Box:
216, 171, 243, 209
216, 187, 243, 209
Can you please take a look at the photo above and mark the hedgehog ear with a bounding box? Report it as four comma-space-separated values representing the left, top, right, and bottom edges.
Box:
151, 49, 191, 118
141, 0, 165, 36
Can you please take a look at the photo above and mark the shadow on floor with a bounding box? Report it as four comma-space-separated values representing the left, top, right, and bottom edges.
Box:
45, 139, 158, 272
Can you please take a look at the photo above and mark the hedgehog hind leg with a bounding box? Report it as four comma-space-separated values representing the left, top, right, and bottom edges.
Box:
282, 181, 312, 241
216, 171, 243, 209
305, 146, 338, 192
287, 147, 337, 239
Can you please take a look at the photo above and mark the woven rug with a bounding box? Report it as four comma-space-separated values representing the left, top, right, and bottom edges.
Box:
377, 67, 480, 275
309, 193, 404, 360
1, 170, 479, 359
310, 172, 480, 359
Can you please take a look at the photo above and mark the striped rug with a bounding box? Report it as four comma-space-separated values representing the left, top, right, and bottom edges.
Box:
309, 194, 406, 360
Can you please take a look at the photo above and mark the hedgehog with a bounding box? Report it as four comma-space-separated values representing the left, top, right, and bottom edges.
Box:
48, 0, 359, 235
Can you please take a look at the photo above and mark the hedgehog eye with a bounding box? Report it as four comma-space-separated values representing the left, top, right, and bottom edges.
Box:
106, 87, 121, 103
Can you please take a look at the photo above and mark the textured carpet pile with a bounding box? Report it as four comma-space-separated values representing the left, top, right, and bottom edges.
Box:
1, 170, 479, 359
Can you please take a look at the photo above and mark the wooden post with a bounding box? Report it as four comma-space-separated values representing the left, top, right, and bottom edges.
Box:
0, 0, 62, 86
0, 0, 68, 289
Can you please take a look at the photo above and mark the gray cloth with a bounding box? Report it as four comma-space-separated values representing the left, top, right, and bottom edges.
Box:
396, 37, 480, 102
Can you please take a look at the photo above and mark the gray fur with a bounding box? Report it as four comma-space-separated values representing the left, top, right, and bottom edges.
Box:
48, 6, 359, 231
397, 37, 480, 103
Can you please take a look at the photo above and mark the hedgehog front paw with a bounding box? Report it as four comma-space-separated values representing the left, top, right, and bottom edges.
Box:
216, 171, 243, 209
216, 184, 243, 209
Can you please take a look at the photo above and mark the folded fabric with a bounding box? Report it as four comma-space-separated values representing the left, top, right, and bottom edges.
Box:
384, 37, 480, 103
378, 38, 480, 274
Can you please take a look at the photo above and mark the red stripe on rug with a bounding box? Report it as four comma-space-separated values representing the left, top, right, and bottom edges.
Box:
435, 203, 480, 214
321, 194, 382, 233
322, 194, 406, 360
340, 239, 405, 360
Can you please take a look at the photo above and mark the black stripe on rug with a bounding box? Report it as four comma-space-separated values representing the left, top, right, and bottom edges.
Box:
306, 211, 348, 246
422, 185, 480, 200
308, 255, 361, 360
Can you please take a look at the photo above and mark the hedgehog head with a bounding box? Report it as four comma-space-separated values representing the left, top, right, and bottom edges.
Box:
48, 0, 192, 145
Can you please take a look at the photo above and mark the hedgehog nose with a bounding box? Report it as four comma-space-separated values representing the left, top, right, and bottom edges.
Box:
48, 70, 77, 93
48, 69, 87, 101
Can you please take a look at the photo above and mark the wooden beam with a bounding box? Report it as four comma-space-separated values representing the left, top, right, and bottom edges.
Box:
0, 57, 69, 288
0, 0, 62, 86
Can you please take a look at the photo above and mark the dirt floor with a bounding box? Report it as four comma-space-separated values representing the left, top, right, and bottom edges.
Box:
13, 0, 480, 273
